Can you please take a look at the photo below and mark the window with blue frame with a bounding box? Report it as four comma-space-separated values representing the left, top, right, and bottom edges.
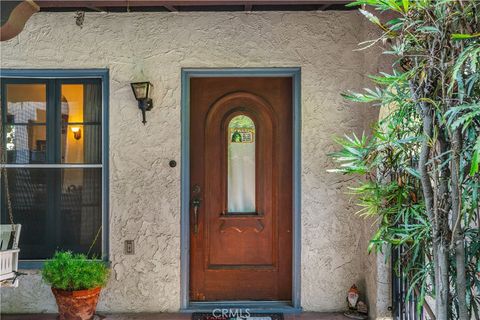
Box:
1, 76, 106, 260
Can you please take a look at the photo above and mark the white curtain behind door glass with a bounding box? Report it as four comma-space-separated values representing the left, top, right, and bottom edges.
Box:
227, 116, 255, 213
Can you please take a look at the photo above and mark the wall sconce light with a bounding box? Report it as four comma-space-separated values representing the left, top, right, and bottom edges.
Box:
71, 127, 82, 140
131, 82, 153, 125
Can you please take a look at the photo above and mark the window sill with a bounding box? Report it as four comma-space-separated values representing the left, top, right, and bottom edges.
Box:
19, 259, 110, 270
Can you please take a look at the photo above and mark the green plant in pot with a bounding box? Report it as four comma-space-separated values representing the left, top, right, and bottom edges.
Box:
42, 251, 110, 320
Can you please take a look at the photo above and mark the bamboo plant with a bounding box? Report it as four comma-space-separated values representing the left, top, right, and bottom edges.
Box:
329, 1, 480, 319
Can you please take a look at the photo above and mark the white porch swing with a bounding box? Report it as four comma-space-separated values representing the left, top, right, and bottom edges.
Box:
0, 123, 22, 288
0, 224, 21, 287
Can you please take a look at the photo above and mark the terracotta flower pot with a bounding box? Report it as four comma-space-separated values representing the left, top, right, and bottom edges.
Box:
51, 287, 102, 320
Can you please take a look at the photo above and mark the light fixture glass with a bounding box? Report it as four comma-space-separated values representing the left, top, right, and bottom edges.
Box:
71, 126, 82, 140
130, 81, 154, 125
131, 82, 153, 100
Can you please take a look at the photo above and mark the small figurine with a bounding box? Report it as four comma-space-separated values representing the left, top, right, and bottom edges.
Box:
344, 284, 368, 320
347, 284, 359, 309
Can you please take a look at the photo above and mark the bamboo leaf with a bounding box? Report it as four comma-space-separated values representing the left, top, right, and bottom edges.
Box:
358, 8, 389, 32
405, 167, 421, 180
471, 137, 480, 176
452, 33, 480, 40
471, 150, 479, 176
418, 26, 440, 34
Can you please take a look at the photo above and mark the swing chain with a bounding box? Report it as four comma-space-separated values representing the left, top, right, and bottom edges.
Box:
0, 117, 17, 246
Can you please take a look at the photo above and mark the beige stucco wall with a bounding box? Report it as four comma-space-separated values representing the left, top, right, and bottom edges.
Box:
1, 10, 382, 314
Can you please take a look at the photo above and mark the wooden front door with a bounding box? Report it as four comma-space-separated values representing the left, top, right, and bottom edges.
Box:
190, 77, 292, 301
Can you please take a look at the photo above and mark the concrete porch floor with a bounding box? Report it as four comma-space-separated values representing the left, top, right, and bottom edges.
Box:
1, 313, 350, 320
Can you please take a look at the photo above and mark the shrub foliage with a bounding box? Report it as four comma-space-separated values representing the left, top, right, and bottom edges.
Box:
42, 251, 110, 291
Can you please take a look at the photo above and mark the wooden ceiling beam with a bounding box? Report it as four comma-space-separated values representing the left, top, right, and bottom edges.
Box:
35, 0, 349, 8
86, 6, 105, 12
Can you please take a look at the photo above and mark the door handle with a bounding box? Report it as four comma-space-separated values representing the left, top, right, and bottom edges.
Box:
191, 198, 201, 234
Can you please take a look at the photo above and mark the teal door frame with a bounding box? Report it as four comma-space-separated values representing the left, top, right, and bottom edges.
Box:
180, 68, 302, 313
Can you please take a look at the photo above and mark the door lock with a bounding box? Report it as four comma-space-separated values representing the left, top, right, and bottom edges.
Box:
192, 184, 201, 194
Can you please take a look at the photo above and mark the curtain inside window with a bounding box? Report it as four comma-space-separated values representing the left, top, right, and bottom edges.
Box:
81, 83, 102, 253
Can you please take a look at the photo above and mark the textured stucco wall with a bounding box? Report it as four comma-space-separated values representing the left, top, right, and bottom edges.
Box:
1, 10, 381, 314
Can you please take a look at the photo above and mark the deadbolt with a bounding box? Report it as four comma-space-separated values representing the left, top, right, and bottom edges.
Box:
192, 184, 201, 194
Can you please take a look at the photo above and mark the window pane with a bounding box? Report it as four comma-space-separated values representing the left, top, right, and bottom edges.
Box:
61, 83, 101, 123
1, 168, 102, 259
5, 124, 47, 164
60, 83, 102, 164
61, 124, 102, 164
6, 84, 47, 124
227, 115, 255, 213
2, 168, 48, 259
60, 168, 102, 257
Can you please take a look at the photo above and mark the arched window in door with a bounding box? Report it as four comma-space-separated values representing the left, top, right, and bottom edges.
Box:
227, 115, 255, 213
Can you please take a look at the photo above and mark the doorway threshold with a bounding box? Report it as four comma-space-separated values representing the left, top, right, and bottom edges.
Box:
182, 301, 302, 314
